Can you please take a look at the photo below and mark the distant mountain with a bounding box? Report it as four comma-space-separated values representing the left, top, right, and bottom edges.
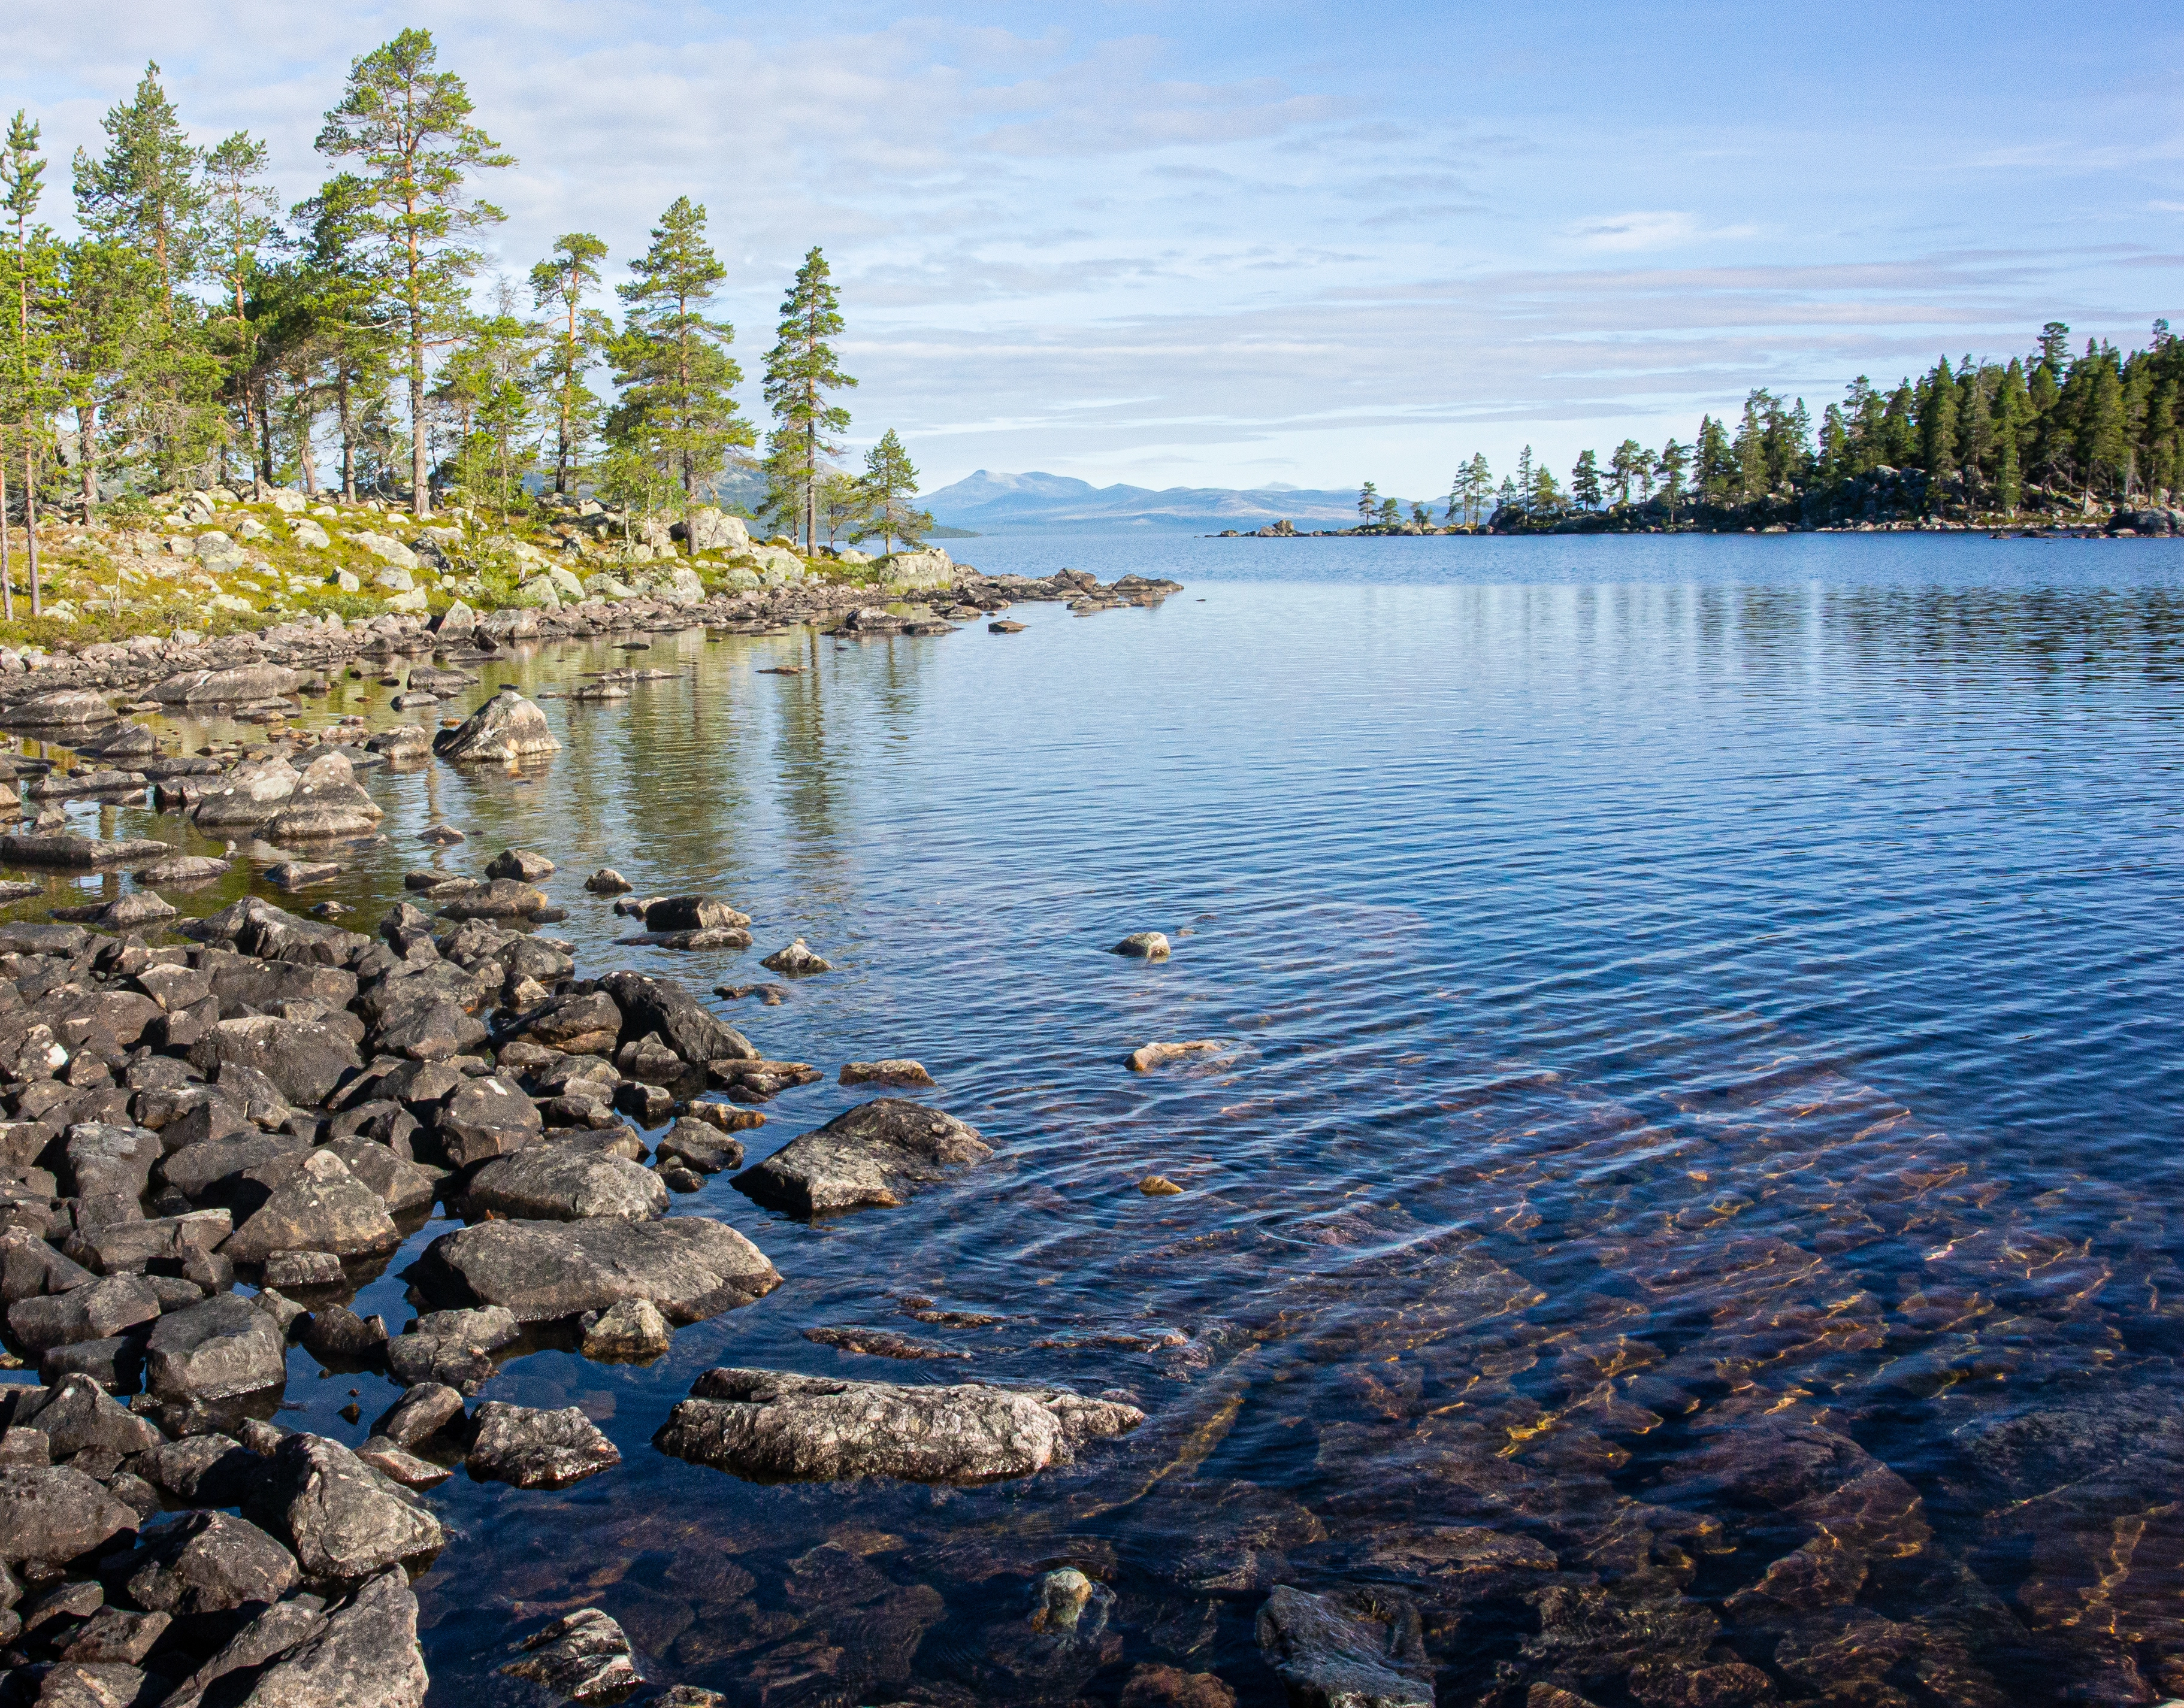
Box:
922, 470, 1416, 533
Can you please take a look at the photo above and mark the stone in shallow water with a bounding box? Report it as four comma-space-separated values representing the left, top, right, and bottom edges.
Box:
654, 1368, 1142, 1484
580, 1297, 672, 1361
501, 1606, 639, 1703
1254, 1584, 1433, 1708
1112, 931, 1170, 959
837, 1058, 934, 1088
732, 1098, 990, 1218
243, 1566, 428, 1708
247, 1432, 446, 1582
466, 1401, 621, 1488
385, 1306, 519, 1392
409, 1215, 780, 1324
759, 937, 831, 974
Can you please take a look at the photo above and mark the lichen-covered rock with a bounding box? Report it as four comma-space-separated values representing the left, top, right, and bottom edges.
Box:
383, 1306, 516, 1392
654, 1368, 1143, 1484
501, 1607, 637, 1703
0, 1465, 136, 1564
146, 1293, 289, 1403
465, 1140, 668, 1223
597, 969, 756, 1064
123, 1510, 301, 1618
732, 1098, 990, 1218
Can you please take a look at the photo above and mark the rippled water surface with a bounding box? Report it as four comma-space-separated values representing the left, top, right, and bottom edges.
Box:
31, 532, 2184, 1705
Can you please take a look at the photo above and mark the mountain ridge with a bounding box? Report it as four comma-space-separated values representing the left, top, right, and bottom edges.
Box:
922, 470, 1420, 532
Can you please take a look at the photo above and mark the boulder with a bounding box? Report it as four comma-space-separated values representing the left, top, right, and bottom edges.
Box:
410, 1215, 780, 1324
434, 1074, 543, 1168
189, 1017, 361, 1107
138, 1434, 262, 1506
57, 1604, 171, 1664
466, 1141, 668, 1222
641, 896, 750, 933
265, 752, 384, 841
465, 1402, 621, 1488
837, 1059, 935, 1088
7, 1274, 160, 1352
161, 1596, 331, 1708
191, 758, 300, 829
507, 989, 622, 1056
4, 689, 116, 726
385, 1306, 518, 1392
682, 508, 751, 554
654, 1368, 1143, 1483
434, 688, 561, 764
583, 868, 633, 895
153, 665, 301, 704
501, 1606, 637, 1703
732, 1098, 991, 1217
144, 1294, 288, 1403
222, 1152, 400, 1264
597, 970, 756, 1064
123, 1510, 301, 1616
0, 834, 170, 868
760, 938, 831, 975
12, 1374, 164, 1456
237, 1566, 426, 1708
485, 848, 554, 882
370, 1383, 466, 1446
0, 1465, 136, 1564
350, 532, 419, 570
579, 1297, 671, 1361
1254, 1585, 1433, 1708
1112, 931, 1170, 959
248, 1432, 446, 1582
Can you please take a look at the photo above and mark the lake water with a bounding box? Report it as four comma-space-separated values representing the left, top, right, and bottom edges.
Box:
24, 532, 2184, 1706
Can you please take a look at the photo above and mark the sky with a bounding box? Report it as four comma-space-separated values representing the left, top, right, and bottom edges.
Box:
7, 0, 2182, 498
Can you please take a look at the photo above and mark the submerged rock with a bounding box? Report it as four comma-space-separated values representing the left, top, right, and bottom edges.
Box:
760, 938, 831, 975
580, 1297, 673, 1361
732, 1098, 991, 1217
501, 1607, 637, 1703
654, 1368, 1143, 1483
1254, 1585, 1432, 1708
385, 1306, 519, 1392
1127, 1039, 1224, 1072
409, 1215, 781, 1324
837, 1058, 934, 1088
1112, 931, 1170, 959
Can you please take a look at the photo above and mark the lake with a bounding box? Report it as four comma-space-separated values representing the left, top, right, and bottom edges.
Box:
21, 530, 2184, 1706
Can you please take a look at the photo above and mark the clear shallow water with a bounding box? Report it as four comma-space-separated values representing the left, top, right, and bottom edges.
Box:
20, 534, 2184, 1705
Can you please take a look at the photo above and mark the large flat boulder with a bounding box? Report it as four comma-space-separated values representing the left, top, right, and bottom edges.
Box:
731, 1099, 991, 1217
464, 1140, 668, 1223
7, 1273, 159, 1352
122, 1510, 301, 1617
652, 1368, 1143, 1484
0, 834, 170, 868
153, 665, 302, 704
465, 1403, 620, 1489
409, 1215, 779, 1324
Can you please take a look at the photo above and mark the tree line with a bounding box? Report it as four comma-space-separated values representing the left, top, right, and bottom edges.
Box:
0, 31, 931, 614
1432, 320, 2184, 528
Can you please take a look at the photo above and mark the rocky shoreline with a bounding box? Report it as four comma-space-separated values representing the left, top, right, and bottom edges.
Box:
0, 568, 1205, 1708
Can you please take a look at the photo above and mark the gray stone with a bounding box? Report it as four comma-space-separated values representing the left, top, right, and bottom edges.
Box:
654, 1368, 1143, 1484
597, 970, 756, 1065
249, 1432, 445, 1582
238, 1566, 426, 1708
7, 1273, 160, 1353
579, 1297, 671, 1361
189, 1016, 361, 1109
223, 1152, 399, 1263
123, 1509, 300, 1615
410, 1215, 780, 1324
501, 1606, 637, 1703
1112, 931, 1170, 959
465, 1401, 621, 1489
433, 689, 561, 764
465, 1141, 668, 1223
146, 1293, 288, 1403
0, 1465, 136, 1564
732, 1098, 991, 1218
370, 1383, 465, 1446
384, 1306, 517, 1392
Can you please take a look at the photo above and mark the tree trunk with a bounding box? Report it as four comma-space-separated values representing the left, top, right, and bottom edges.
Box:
0, 453, 13, 622
77, 404, 98, 517
257, 382, 274, 498
410, 327, 429, 519
23, 436, 41, 617
337, 374, 356, 503
298, 412, 319, 496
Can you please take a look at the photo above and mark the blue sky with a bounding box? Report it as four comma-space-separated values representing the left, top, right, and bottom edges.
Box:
8, 1, 2180, 496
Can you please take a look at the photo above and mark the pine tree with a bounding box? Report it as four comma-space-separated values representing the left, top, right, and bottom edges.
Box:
72, 64, 204, 314
52, 237, 157, 514
860, 428, 927, 552
315, 29, 512, 518
1529, 459, 1562, 513
761, 246, 855, 555
1995, 359, 2028, 515
1356, 480, 1378, 524
291, 172, 396, 501
530, 232, 609, 495
1465, 453, 1491, 525
1571, 448, 1602, 510
1514, 447, 1534, 511
1377, 496, 1399, 527
1657, 439, 1687, 519
2080, 353, 2127, 498
2038, 322, 2072, 375
615, 200, 749, 534
200, 132, 279, 495
3, 112, 59, 617
1919, 357, 1957, 502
